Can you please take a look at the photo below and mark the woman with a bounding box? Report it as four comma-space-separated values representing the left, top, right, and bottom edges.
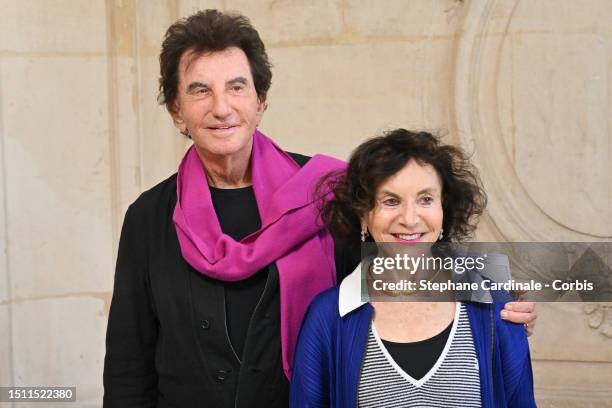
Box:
290, 129, 536, 407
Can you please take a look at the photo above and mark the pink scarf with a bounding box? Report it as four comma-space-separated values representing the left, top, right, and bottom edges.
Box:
173, 130, 345, 378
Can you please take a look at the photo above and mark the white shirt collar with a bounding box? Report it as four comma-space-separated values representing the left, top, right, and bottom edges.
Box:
338, 263, 369, 317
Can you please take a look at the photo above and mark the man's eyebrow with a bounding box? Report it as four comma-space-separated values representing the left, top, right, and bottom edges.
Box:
227, 77, 248, 86
186, 81, 208, 93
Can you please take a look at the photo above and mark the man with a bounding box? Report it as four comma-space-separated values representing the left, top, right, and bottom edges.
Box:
103, 10, 536, 407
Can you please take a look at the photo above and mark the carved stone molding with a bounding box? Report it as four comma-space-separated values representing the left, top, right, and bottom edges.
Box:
583, 303, 612, 338
452, 0, 611, 242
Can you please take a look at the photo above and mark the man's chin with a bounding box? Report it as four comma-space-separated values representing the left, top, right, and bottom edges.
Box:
194, 140, 253, 160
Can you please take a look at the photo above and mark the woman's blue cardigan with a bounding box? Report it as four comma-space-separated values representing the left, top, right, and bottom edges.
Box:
290, 286, 536, 407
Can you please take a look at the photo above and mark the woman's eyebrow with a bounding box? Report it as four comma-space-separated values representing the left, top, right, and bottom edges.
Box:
417, 187, 440, 195
379, 190, 401, 197
380, 187, 440, 196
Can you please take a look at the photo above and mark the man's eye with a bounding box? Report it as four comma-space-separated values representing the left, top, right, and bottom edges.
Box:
231, 85, 244, 92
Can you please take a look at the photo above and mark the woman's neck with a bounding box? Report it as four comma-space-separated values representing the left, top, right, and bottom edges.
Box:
371, 301, 456, 343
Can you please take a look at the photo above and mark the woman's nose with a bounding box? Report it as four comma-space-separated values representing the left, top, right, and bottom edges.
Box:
400, 201, 420, 227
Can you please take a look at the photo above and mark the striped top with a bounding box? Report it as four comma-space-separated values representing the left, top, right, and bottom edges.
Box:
358, 303, 482, 407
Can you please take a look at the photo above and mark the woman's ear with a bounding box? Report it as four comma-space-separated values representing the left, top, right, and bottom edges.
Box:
360, 221, 369, 242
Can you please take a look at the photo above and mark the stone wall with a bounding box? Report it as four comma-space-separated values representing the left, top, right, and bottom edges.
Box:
0, 1, 610, 406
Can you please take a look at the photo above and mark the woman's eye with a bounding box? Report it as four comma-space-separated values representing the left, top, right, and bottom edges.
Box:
381, 198, 400, 207
420, 196, 434, 205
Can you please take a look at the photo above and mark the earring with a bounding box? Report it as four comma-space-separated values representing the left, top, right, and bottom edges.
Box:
361, 229, 369, 242
438, 228, 444, 241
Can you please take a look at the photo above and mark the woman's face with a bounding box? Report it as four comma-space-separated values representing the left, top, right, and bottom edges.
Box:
363, 159, 443, 244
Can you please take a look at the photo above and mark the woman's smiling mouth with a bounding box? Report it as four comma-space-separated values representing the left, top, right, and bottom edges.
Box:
392, 232, 425, 243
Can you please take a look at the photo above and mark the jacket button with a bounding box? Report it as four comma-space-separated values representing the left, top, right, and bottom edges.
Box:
217, 369, 230, 381
201, 320, 210, 329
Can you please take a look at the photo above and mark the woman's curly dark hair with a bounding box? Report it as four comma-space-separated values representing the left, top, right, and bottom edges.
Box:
320, 129, 487, 244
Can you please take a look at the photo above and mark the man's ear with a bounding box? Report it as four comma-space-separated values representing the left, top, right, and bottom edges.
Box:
168, 101, 188, 135
255, 97, 267, 126
259, 98, 268, 112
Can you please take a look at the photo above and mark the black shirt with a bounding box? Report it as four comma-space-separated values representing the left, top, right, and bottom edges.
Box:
210, 185, 268, 359
103, 153, 360, 408
381, 321, 453, 380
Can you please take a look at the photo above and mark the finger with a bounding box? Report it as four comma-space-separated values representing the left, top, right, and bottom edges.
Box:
500, 309, 537, 324
505, 301, 536, 314
513, 289, 527, 297
526, 318, 536, 336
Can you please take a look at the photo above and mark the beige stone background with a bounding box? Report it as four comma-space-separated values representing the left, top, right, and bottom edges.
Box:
0, 0, 610, 407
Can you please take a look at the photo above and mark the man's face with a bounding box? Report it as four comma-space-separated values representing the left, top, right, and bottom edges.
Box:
170, 46, 266, 159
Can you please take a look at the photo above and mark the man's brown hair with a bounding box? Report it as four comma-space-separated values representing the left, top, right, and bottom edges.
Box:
158, 9, 272, 109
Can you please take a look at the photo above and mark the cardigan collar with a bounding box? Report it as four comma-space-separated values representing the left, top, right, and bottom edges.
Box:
339, 263, 369, 317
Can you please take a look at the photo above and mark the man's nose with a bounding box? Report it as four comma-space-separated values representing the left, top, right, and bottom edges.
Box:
211, 92, 231, 118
